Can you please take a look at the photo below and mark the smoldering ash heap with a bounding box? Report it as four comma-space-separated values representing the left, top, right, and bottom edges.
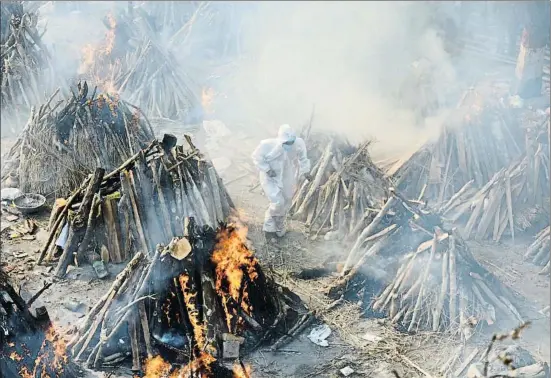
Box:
0, 266, 80, 377
328, 190, 525, 340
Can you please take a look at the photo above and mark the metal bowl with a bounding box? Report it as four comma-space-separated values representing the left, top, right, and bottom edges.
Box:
13, 193, 46, 215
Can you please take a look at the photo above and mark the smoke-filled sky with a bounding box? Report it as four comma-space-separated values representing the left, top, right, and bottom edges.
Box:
21, 1, 507, 159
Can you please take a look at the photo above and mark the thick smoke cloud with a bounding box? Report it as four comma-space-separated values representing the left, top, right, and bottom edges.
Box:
212, 1, 458, 158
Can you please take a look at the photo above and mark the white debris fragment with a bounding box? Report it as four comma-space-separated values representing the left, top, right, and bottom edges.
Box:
340, 366, 355, 376
307, 324, 332, 347
361, 332, 382, 343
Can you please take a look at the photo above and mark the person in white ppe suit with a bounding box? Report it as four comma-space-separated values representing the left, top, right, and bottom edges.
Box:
252, 124, 311, 240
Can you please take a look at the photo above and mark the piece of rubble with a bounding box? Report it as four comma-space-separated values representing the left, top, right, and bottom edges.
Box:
5, 214, 19, 222
361, 332, 382, 343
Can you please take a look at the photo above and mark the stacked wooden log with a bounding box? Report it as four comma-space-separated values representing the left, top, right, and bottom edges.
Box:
67, 222, 304, 375
390, 87, 525, 206
525, 226, 550, 276
1, 82, 155, 197
291, 132, 390, 240
38, 135, 235, 279
329, 190, 523, 339
0, 270, 80, 377
0, 1, 57, 127
79, 6, 201, 123
440, 117, 550, 242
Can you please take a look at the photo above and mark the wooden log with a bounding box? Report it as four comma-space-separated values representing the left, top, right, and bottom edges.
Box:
76, 193, 102, 264
295, 140, 334, 217
432, 249, 449, 331
138, 302, 153, 357
341, 196, 397, 276
120, 170, 149, 254
505, 174, 515, 242
102, 198, 123, 263
207, 166, 224, 223
71, 252, 145, 359
448, 236, 458, 326
129, 315, 141, 372
54, 168, 105, 278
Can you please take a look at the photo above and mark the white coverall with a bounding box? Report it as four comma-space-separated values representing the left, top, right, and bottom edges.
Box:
251, 125, 311, 236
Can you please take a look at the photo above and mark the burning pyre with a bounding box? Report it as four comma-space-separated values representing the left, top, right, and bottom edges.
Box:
67, 221, 304, 376
1, 81, 155, 197
0, 272, 79, 377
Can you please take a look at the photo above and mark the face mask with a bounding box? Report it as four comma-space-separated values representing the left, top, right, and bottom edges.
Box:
282, 144, 292, 151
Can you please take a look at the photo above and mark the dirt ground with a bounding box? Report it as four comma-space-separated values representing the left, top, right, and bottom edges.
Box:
1, 126, 549, 377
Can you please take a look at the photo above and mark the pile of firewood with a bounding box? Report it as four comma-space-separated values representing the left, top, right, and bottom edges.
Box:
525, 226, 550, 276
1, 82, 155, 197
440, 119, 550, 242
38, 135, 235, 279
329, 190, 523, 339
389, 87, 525, 205
79, 7, 201, 123
0, 1, 57, 127
67, 222, 305, 375
291, 132, 390, 240
0, 269, 80, 377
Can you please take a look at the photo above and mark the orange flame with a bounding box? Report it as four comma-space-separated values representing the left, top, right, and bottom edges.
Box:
211, 226, 259, 331
143, 352, 216, 378
179, 274, 208, 351
79, 12, 120, 95
233, 363, 252, 378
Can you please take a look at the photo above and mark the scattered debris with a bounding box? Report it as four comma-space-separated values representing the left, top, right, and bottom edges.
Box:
307, 324, 332, 347
340, 366, 355, 377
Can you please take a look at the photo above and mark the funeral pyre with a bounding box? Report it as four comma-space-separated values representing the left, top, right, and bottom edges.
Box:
67, 222, 305, 375
437, 111, 550, 242
291, 131, 390, 241
389, 86, 525, 206
37, 135, 234, 279
1, 1, 58, 128
328, 190, 524, 339
1, 81, 155, 197
0, 269, 80, 377
78, 7, 200, 122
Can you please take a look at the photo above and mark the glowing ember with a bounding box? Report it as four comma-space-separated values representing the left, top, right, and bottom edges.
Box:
9, 351, 22, 361
211, 226, 259, 332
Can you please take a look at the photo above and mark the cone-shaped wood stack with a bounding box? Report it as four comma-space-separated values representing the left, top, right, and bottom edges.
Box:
525, 226, 550, 276
291, 132, 390, 240
329, 191, 524, 339
0, 1, 59, 127
67, 222, 304, 375
389, 87, 525, 206
79, 7, 200, 122
440, 119, 550, 242
37, 135, 235, 279
1, 82, 155, 197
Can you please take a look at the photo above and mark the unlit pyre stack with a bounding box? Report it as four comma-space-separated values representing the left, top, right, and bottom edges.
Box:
0, 1, 57, 128
329, 191, 524, 339
525, 226, 550, 276
37, 136, 235, 279
1, 81, 155, 197
79, 7, 200, 123
67, 222, 305, 376
291, 132, 390, 240
0, 270, 80, 377
440, 116, 550, 242
390, 87, 525, 206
